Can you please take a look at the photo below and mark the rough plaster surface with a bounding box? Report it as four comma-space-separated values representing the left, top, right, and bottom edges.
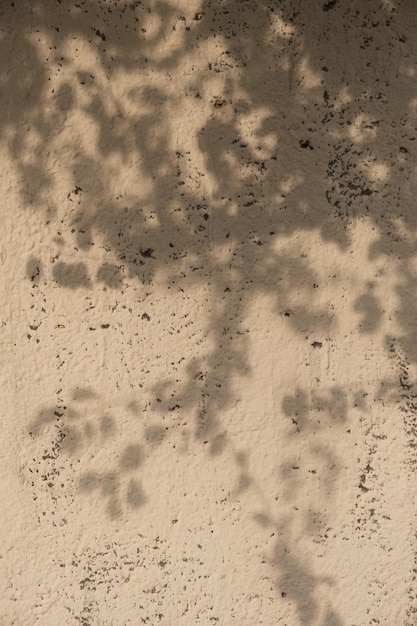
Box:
1, 0, 417, 624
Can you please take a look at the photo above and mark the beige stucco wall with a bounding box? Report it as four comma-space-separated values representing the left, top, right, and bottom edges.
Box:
2, 0, 417, 624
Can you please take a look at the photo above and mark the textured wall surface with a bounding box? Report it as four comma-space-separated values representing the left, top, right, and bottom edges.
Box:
2, 0, 417, 624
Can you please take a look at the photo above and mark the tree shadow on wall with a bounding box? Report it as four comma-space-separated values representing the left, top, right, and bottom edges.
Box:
11, 0, 417, 623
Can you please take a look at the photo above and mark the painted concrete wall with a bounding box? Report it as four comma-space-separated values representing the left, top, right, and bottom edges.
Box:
2, 0, 417, 624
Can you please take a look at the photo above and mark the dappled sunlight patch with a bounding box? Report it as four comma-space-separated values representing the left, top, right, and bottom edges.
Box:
58, 109, 101, 161
139, 8, 177, 48
400, 64, 416, 78
348, 113, 379, 144
236, 106, 276, 155
391, 215, 417, 243
208, 240, 236, 265
278, 173, 304, 197
298, 55, 323, 91
408, 96, 417, 117
333, 84, 353, 111
268, 12, 296, 41
380, 0, 397, 10
360, 158, 390, 185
